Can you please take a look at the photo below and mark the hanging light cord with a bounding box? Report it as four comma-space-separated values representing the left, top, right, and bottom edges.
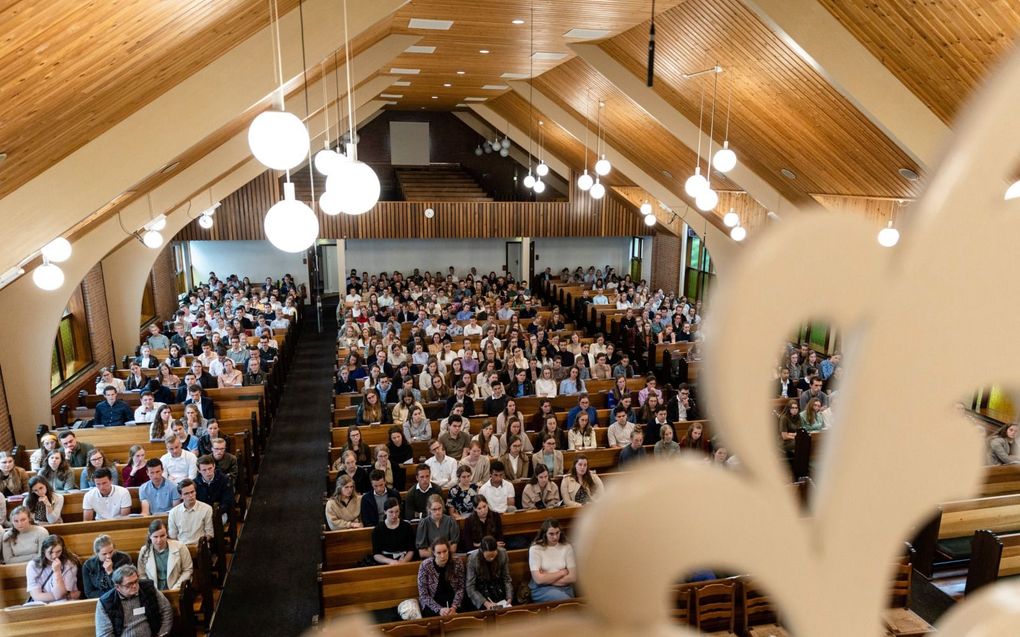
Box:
705, 67, 718, 187
723, 73, 732, 143
694, 86, 704, 170
270, 0, 285, 109
298, 0, 316, 206
583, 88, 591, 173
527, 0, 534, 172
321, 60, 330, 148
343, 0, 356, 161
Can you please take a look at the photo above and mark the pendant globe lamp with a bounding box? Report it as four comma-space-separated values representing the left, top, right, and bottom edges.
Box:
577, 92, 594, 191
593, 101, 611, 176
577, 170, 594, 191
248, 0, 309, 171
33, 258, 64, 291
265, 182, 319, 252
695, 70, 720, 212
533, 180, 546, 194
590, 179, 606, 200
712, 77, 737, 173
523, 172, 536, 189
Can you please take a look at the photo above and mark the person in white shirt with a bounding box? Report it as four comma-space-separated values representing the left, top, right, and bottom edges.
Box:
607, 409, 636, 448
133, 392, 163, 425
477, 461, 515, 514
425, 440, 460, 489
136, 345, 159, 369
463, 317, 483, 337
160, 434, 198, 484
167, 479, 214, 545
83, 469, 132, 520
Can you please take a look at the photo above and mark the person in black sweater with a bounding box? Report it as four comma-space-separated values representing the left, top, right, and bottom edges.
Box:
372, 498, 415, 565
403, 464, 442, 521
360, 470, 401, 527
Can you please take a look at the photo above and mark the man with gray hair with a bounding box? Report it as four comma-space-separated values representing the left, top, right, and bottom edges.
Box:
96, 565, 174, 637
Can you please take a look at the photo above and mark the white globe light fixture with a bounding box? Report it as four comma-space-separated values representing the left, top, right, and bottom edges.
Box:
639, 201, 653, 216
523, 173, 536, 189
264, 182, 319, 252
41, 238, 72, 263
325, 160, 381, 215
533, 180, 546, 194
248, 110, 310, 171
877, 221, 900, 248
314, 147, 342, 175
198, 214, 214, 229
590, 180, 606, 200
594, 155, 611, 176
147, 214, 167, 232
712, 141, 737, 173
1006, 180, 1020, 200
684, 167, 708, 197
501, 137, 511, 149
730, 225, 747, 241
474, 145, 484, 156
33, 261, 64, 291
484, 144, 492, 154
319, 188, 344, 216
577, 170, 594, 192
695, 187, 719, 212
499, 148, 509, 157
723, 210, 740, 228
142, 230, 164, 249
536, 162, 549, 177
491, 140, 502, 151
643, 213, 657, 228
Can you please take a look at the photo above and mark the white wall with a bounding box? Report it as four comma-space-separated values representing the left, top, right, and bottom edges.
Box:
531, 237, 633, 276
188, 240, 309, 295
346, 237, 634, 279
641, 235, 654, 284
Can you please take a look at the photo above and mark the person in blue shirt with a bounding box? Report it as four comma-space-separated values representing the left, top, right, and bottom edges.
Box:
820, 352, 841, 380
139, 460, 180, 516
94, 386, 133, 427
565, 394, 597, 430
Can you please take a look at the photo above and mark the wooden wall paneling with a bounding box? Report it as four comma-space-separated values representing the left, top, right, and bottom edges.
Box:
600, 0, 923, 201
818, 0, 1020, 124
812, 194, 910, 227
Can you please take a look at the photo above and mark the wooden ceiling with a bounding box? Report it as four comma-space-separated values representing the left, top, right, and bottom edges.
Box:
818, 0, 1020, 124
0, 0, 301, 201
377, 0, 684, 110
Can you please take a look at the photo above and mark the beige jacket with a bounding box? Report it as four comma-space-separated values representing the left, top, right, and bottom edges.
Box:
137, 539, 194, 590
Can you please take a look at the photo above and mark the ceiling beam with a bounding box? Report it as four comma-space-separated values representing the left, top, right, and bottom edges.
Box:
0, 0, 412, 276
739, 0, 948, 168
507, 81, 737, 266
457, 108, 570, 194
568, 42, 804, 219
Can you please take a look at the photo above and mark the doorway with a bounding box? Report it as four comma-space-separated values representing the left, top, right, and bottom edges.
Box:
505, 240, 523, 281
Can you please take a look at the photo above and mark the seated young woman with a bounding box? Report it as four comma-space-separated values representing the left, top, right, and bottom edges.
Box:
531, 433, 565, 479
560, 454, 604, 507
678, 421, 713, 456
371, 498, 415, 565
325, 474, 363, 530
528, 519, 576, 602
460, 494, 504, 551
446, 465, 478, 519
342, 425, 372, 465
416, 493, 460, 558
521, 463, 560, 510
466, 536, 514, 610
417, 537, 466, 617
567, 412, 598, 451
332, 450, 370, 495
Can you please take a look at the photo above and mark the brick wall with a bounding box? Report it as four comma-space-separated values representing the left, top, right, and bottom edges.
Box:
651, 232, 682, 294
0, 366, 12, 450
151, 245, 177, 323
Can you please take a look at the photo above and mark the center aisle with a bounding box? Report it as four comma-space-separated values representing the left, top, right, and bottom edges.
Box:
212, 318, 333, 636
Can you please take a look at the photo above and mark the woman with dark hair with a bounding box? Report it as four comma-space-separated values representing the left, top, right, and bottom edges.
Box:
607, 375, 630, 410
137, 519, 193, 591
150, 404, 174, 441
122, 444, 149, 488
988, 423, 1020, 465
27, 534, 81, 602
386, 426, 413, 491
417, 537, 466, 617
567, 412, 598, 451
521, 464, 560, 510
80, 447, 119, 490
460, 495, 504, 551
779, 399, 801, 461
332, 450, 370, 495
678, 422, 713, 456
167, 344, 188, 368
0, 451, 29, 497
343, 426, 372, 465
356, 389, 390, 425
25, 476, 64, 524
500, 420, 534, 456
415, 494, 460, 558
466, 536, 513, 610
560, 454, 604, 507
528, 519, 576, 602
495, 399, 525, 437
540, 415, 568, 453
38, 450, 75, 493
529, 399, 555, 433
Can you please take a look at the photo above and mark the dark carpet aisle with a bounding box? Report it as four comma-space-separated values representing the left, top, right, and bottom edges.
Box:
211, 317, 334, 637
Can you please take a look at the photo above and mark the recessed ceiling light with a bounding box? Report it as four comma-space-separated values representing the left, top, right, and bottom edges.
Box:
443, 83, 452, 87
512, 19, 525, 25
390, 68, 421, 75
0, 152, 8, 163
662, 170, 673, 179
408, 18, 453, 30
898, 167, 920, 181
392, 80, 412, 86
780, 168, 797, 179
531, 52, 568, 61
405, 45, 436, 54
455, 103, 468, 108
563, 28, 611, 39
463, 97, 487, 102
383, 101, 399, 106
380, 94, 403, 99
479, 49, 490, 54
501, 72, 529, 79
482, 84, 509, 90
160, 161, 180, 174
432, 96, 439, 99
456, 70, 466, 75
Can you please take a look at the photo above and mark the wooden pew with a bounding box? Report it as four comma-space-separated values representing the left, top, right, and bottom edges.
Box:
1, 587, 193, 637
980, 464, 1020, 496
963, 529, 1020, 596
911, 494, 1020, 581
373, 600, 583, 634
320, 507, 584, 571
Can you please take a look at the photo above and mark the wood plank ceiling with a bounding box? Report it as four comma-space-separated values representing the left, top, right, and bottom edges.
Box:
0, 0, 301, 200
818, 0, 1020, 124
377, 0, 684, 111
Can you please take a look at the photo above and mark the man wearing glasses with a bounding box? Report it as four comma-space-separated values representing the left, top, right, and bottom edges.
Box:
95, 565, 173, 637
